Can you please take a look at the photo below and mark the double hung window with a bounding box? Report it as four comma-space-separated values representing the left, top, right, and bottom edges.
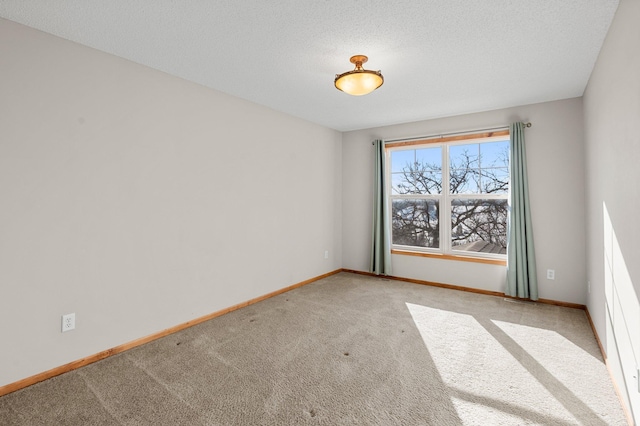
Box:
387, 132, 510, 260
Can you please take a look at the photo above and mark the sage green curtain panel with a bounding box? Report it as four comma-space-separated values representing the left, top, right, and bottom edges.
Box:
371, 139, 392, 275
506, 122, 538, 300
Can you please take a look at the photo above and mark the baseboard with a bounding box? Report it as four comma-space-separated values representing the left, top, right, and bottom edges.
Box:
583, 307, 606, 359
341, 268, 586, 310
0, 269, 342, 398
584, 307, 634, 426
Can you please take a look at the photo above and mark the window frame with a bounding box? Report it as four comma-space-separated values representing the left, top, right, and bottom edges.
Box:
386, 131, 510, 263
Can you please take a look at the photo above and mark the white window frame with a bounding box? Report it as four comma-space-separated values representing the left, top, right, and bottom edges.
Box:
386, 134, 509, 261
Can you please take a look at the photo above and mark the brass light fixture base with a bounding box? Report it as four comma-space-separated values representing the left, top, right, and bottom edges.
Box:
350, 55, 368, 68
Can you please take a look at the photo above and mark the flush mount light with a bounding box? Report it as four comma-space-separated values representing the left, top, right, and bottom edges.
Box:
334, 55, 384, 96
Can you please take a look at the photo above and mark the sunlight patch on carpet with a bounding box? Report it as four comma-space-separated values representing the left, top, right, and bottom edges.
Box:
406, 302, 585, 425
492, 319, 616, 417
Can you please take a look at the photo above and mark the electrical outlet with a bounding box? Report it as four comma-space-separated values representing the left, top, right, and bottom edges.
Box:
546, 269, 555, 280
62, 313, 75, 332
324, 250, 329, 259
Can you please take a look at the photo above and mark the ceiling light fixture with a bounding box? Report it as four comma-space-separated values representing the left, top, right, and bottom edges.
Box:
334, 55, 383, 96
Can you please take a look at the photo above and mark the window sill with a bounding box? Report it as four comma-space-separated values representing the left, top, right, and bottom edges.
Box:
391, 249, 507, 266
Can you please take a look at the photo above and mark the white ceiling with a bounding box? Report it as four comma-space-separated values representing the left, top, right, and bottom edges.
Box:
0, 1, 619, 132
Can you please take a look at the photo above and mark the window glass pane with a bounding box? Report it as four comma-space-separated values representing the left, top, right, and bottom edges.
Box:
478, 140, 509, 194
410, 171, 442, 194
393, 172, 442, 194
450, 199, 508, 253
481, 167, 509, 194
450, 144, 480, 194
392, 148, 442, 195
450, 169, 480, 194
415, 147, 441, 170
391, 173, 404, 195
391, 150, 414, 173
392, 199, 440, 248
450, 144, 479, 169
480, 141, 509, 168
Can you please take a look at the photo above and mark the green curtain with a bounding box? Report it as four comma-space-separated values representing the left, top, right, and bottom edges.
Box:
506, 122, 538, 300
371, 139, 392, 275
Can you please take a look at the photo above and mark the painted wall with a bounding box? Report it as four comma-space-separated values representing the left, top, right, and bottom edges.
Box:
583, 0, 640, 420
0, 19, 342, 387
343, 98, 586, 304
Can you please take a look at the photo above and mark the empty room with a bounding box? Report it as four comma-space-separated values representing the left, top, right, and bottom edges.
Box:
1, 1, 638, 424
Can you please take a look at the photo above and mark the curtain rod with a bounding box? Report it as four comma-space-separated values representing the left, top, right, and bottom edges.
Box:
375, 122, 532, 145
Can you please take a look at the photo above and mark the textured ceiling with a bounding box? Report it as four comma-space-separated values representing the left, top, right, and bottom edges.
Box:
0, 1, 619, 131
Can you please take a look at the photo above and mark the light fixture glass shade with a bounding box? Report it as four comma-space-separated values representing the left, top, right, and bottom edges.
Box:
334, 55, 383, 96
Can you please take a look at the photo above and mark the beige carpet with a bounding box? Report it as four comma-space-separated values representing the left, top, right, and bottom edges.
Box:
0, 272, 628, 425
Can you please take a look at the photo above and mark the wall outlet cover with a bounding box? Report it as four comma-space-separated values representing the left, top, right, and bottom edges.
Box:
62, 313, 75, 332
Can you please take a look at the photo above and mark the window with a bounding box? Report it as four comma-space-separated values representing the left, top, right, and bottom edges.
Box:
387, 132, 510, 260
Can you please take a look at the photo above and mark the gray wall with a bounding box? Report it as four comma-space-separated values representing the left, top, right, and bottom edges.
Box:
342, 98, 586, 304
0, 19, 343, 387
583, 0, 640, 420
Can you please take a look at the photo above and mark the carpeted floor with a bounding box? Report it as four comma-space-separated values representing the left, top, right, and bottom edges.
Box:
0, 272, 628, 425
